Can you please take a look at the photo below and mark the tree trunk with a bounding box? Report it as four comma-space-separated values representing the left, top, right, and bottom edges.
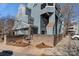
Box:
54, 18, 58, 46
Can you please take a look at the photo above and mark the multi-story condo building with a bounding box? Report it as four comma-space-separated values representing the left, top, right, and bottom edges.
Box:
13, 3, 64, 36
31, 3, 63, 35
68, 21, 79, 35
13, 4, 34, 36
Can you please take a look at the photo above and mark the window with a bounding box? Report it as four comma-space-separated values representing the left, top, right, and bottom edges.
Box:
41, 31, 45, 34
33, 4, 37, 8
69, 28, 73, 29
41, 3, 46, 9
48, 3, 53, 6
55, 14, 58, 20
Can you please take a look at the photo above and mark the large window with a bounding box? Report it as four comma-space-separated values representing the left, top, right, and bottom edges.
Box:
41, 3, 46, 9
48, 3, 53, 6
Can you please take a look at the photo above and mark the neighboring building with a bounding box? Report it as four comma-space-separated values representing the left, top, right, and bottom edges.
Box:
68, 21, 79, 35
13, 4, 34, 36
13, 3, 64, 36
31, 3, 63, 35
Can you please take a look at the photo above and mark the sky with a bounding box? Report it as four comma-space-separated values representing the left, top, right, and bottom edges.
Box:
0, 3, 79, 21
0, 3, 20, 17
60, 3, 79, 22
72, 4, 79, 21
0, 3, 33, 17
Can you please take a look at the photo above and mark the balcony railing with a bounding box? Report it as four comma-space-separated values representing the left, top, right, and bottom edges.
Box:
40, 6, 55, 14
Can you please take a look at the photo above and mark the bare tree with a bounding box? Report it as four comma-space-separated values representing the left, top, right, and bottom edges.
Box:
61, 4, 72, 36
60, 4, 79, 56
6, 16, 15, 35
0, 16, 15, 44
53, 4, 62, 46
0, 18, 4, 41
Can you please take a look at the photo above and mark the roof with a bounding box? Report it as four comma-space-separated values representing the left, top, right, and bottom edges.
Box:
13, 22, 30, 30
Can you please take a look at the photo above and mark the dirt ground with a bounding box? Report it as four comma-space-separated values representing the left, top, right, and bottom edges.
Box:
0, 36, 73, 56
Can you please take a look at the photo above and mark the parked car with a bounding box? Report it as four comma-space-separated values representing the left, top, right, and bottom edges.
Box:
71, 34, 79, 40
0, 50, 13, 56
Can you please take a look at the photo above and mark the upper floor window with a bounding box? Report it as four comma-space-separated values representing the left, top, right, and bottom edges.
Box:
48, 3, 53, 6
33, 4, 37, 8
41, 3, 46, 9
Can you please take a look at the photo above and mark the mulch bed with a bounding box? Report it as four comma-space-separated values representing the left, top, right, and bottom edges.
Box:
8, 40, 30, 47
36, 42, 53, 49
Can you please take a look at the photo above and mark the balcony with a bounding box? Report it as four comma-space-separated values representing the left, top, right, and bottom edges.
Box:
40, 6, 55, 15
